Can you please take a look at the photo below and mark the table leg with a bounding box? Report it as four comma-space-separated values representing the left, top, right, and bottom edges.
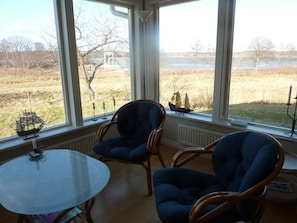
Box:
17, 215, 22, 223
83, 197, 96, 223
18, 214, 34, 223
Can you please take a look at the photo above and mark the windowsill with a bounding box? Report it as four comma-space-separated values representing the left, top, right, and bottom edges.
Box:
0, 115, 113, 151
166, 110, 297, 143
1, 109, 296, 152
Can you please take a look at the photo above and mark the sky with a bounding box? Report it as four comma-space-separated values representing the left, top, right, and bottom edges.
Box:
160, 0, 297, 52
1, 0, 297, 52
0, 1, 54, 43
160, 0, 218, 52
233, 0, 297, 51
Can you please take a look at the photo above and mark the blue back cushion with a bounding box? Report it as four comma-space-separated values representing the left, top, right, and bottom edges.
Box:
117, 101, 163, 146
212, 131, 278, 219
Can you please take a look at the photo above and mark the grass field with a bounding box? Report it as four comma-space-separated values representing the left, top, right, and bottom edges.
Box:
0, 67, 296, 138
160, 68, 295, 128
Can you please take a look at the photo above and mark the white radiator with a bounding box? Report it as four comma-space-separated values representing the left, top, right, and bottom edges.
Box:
50, 133, 97, 155
177, 124, 225, 147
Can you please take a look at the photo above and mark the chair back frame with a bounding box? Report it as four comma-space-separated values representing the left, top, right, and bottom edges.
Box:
189, 132, 284, 223
95, 99, 166, 195
168, 131, 284, 223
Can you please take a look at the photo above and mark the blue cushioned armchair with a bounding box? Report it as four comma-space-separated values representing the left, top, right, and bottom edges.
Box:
93, 99, 166, 195
153, 131, 284, 223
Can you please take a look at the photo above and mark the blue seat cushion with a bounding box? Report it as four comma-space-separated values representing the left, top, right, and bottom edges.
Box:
153, 168, 234, 223
93, 136, 148, 162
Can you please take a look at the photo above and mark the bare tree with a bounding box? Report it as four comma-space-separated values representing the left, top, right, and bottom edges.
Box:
37, 3, 128, 100
191, 39, 203, 71
204, 44, 215, 69
282, 43, 296, 65
28, 41, 58, 68
248, 36, 275, 71
0, 39, 12, 67
73, 5, 128, 100
0, 36, 57, 69
39, 24, 61, 68
7, 36, 33, 68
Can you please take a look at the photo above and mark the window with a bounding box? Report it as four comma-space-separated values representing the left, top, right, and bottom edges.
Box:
229, 0, 297, 129
73, 1, 130, 120
0, 0, 131, 141
2, 0, 295, 145
0, 0, 64, 139
159, 0, 218, 115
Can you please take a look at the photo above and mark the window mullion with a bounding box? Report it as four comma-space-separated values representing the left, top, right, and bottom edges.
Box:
213, 0, 236, 122
54, 0, 83, 127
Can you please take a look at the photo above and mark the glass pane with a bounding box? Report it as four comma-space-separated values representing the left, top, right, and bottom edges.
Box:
159, 0, 218, 115
73, 1, 130, 120
229, 0, 297, 130
0, 1, 65, 139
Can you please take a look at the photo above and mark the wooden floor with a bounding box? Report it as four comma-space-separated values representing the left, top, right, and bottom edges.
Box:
1, 145, 297, 223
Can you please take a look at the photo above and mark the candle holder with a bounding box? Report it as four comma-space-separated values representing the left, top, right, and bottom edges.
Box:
113, 97, 116, 112
29, 138, 43, 159
102, 102, 107, 120
286, 96, 297, 137
92, 103, 97, 121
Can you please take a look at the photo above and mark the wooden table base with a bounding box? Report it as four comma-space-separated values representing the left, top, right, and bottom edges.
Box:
17, 197, 95, 223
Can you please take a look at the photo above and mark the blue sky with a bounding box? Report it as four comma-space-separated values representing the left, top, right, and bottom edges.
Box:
0, 1, 55, 43
1, 0, 297, 52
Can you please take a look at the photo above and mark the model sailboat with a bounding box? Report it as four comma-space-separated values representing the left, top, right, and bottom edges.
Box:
16, 111, 44, 139
169, 92, 192, 113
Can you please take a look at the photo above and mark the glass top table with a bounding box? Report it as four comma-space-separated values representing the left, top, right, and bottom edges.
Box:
0, 149, 110, 216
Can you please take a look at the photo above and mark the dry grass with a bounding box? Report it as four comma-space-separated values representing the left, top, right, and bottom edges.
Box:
229, 71, 294, 104
160, 68, 296, 107
0, 66, 296, 138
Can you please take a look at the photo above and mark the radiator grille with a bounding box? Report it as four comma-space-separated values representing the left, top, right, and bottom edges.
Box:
48, 125, 224, 154
51, 133, 97, 155
177, 124, 224, 147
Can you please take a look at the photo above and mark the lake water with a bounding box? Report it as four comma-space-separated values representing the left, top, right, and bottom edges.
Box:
105, 56, 297, 70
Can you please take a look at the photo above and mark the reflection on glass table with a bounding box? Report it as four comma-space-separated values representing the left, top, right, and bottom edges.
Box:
0, 149, 110, 223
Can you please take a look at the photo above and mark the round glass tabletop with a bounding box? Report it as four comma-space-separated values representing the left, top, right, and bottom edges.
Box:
0, 149, 110, 215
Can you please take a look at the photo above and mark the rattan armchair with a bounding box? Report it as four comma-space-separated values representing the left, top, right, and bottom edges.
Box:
153, 131, 284, 223
93, 99, 166, 195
